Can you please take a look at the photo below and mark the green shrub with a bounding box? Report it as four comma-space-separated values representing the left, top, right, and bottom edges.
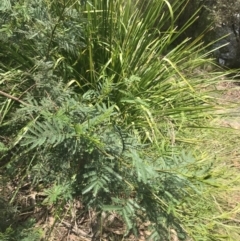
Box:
0, 219, 43, 241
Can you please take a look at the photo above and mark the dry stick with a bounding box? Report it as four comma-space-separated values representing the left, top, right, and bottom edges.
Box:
0, 90, 29, 106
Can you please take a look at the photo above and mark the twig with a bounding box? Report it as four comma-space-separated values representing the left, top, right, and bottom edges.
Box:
0, 90, 29, 106
60, 220, 92, 239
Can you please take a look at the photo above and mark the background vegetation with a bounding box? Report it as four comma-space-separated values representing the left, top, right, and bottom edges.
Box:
0, 0, 239, 240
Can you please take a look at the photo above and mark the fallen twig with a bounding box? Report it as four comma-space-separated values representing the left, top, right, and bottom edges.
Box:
0, 90, 29, 106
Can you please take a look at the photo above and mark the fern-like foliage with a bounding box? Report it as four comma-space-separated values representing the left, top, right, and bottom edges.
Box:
0, 61, 217, 240
0, 0, 85, 77
0, 219, 43, 241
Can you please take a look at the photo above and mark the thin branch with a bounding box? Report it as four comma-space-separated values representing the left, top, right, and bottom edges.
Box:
0, 90, 29, 106
46, 3, 66, 57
